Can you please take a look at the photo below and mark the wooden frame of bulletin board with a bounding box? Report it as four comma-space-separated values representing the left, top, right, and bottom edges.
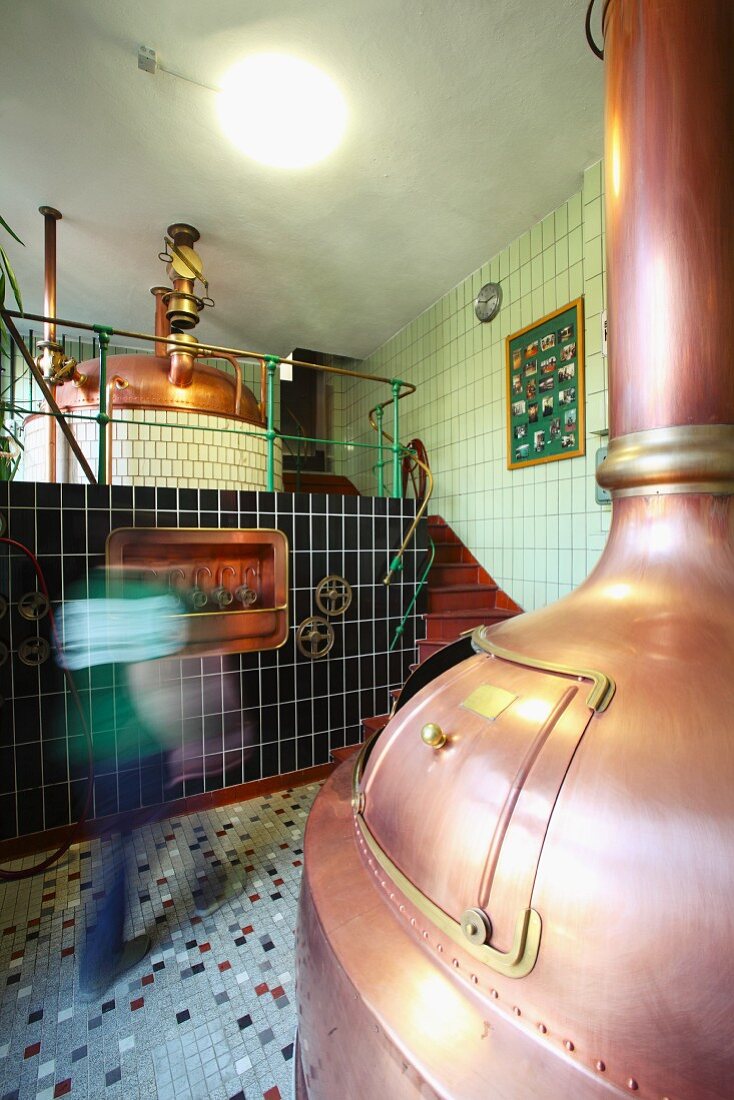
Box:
506, 297, 585, 470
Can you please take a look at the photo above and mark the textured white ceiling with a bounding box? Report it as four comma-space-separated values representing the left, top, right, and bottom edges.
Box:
0, 0, 603, 359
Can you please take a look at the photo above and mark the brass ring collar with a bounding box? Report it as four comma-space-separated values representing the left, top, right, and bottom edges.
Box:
597, 425, 734, 497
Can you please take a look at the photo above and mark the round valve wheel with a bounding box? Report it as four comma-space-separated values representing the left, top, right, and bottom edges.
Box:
18, 591, 50, 621
235, 585, 258, 606
315, 575, 352, 617
0, 594, 8, 620
296, 616, 335, 659
18, 636, 51, 666
0, 641, 9, 666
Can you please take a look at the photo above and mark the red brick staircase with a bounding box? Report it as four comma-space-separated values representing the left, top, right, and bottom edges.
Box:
332, 515, 522, 762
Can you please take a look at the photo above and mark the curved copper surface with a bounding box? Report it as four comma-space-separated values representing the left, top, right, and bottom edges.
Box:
299, 493, 734, 1099
49, 354, 264, 425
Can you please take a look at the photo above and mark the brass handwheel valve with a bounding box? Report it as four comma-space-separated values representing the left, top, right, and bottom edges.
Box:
315, 575, 353, 617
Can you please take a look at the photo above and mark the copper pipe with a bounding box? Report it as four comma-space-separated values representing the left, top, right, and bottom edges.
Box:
150, 287, 170, 356
39, 207, 62, 481
105, 376, 128, 484
48, 415, 56, 483
604, 0, 734, 440
167, 331, 197, 388
39, 207, 61, 346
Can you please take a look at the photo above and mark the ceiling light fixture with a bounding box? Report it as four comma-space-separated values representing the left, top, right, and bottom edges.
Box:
217, 54, 347, 169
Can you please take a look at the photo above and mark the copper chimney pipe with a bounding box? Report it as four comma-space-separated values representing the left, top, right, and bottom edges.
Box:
150, 286, 170, 357
39, 206, 61, 346
39, 206, 61, 482
599, 0, 734, 494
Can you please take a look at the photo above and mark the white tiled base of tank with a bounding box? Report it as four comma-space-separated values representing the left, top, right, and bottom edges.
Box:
18, 408, 282, 490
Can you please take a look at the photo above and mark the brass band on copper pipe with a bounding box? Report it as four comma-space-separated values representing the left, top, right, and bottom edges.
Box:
105, 376, 129, 484
596, 425, 734, 497
4, 311, 417, 394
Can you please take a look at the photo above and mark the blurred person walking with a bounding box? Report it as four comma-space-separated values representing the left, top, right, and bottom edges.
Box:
59, 568, 256, 1001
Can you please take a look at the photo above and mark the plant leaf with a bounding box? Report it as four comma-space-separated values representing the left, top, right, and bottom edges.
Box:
0, 268, 6, 350
0, 214, 24, 246
0, 244, 23, 311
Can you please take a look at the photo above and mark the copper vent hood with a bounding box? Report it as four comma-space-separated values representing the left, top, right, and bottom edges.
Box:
295, 2, 734, 1098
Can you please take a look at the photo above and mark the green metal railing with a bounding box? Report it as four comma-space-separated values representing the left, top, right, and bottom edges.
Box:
1, 307, 432, 582
389, 538, 435, 652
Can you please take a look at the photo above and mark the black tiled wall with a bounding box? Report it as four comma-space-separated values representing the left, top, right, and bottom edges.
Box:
0, 482, 425, 841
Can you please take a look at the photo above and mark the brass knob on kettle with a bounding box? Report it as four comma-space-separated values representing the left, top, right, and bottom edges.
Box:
421, 722, 447, 749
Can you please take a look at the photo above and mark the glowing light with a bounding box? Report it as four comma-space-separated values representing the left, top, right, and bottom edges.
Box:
218, 54, 347, 168
605, 583, 631, 600
513, 697, 553, 723
611, 117, 621, 198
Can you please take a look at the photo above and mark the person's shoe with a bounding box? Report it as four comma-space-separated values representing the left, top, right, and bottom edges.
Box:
193, 874, 240, 919
78, 933, 151, 1003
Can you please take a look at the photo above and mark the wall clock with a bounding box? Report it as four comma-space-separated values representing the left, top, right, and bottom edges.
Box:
475, 282, 502, 323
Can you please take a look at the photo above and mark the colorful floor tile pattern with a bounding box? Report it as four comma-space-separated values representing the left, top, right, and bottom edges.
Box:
0, 782, 321, 1100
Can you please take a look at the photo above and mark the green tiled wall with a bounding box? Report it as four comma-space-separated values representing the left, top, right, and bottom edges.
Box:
340, 161, 609, 612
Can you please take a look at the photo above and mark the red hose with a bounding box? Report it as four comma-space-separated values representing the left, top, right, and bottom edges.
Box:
0, 537, 94, 880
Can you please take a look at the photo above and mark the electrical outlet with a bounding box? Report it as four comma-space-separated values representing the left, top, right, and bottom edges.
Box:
595, 446, 611, 505
138, 46, 157, 74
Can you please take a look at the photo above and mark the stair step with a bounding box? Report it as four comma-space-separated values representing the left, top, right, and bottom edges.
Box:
331, 744, 363, 764
362, 713, 391, 733
418, 638, 448, 662
429, 562, 481, 586
427, 584, 498, 612
432, 543, 469, 564
426, 522, 461, 544
423, 607, 519, 640
282, 471, 360, 496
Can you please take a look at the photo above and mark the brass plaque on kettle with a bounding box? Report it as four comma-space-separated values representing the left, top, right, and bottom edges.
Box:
460, 683, 517, 721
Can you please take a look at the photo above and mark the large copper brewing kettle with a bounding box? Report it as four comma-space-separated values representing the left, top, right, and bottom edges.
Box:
51, 354, 263, 424
295, 2, 734, 1097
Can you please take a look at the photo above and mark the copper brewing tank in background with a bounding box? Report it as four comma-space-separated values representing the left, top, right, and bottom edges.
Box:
36, 221, 265, 451
295, 2, 734, 1098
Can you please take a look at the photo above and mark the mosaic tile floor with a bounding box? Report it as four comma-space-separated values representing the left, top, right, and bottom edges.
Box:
0, 782, 321, 1100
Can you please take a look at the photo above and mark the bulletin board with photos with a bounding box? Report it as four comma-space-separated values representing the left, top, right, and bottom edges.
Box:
506, 297, 585, 470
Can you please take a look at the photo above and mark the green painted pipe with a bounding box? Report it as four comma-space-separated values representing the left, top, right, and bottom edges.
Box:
376, 405, 385, 496
391, 379, 402, 497
93, 325, 113, 484
265, 356, 279, 492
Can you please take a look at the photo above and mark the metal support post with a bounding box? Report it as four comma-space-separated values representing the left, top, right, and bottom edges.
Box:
95, 325, 112, 484
375, 404, 385, 496
391, 379, 402, 498
265, 356, 279, 492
